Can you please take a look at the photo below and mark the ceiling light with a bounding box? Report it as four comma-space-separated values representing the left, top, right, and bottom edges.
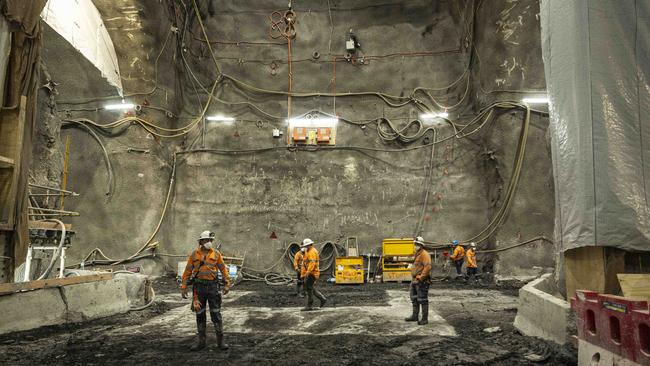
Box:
522, 96, 549, 104
206, 115, 235, 122
104, 102, 135, 110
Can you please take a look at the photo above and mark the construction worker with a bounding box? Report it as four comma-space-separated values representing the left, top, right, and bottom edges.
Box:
405, 236, 432, 325
449, 239, 465, 278
300, 238, 327, 311
466, 242, 478, 280
293, 246, 306, 297
181, 230, 231, 351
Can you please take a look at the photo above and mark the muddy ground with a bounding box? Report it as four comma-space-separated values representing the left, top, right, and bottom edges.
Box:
0, 276, 577, 365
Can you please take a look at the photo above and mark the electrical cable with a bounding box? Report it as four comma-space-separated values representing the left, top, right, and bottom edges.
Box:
36, 219, 66, 280
61, 120, 115, 198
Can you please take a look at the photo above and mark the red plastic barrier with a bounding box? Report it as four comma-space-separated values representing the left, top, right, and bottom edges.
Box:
572, 290, 650, 365
597, 294, 647, 362
572, 290, 601, 346
633, 305, 650, 365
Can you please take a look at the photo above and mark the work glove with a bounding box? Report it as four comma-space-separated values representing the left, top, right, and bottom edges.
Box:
223, 285, 230, 295
181, 287, 188, 299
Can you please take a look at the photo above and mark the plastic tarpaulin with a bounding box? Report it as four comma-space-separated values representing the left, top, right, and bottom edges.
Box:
540, 0, 650, 252
40, 0, 123, 95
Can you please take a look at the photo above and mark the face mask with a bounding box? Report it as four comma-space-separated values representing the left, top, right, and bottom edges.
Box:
203, 241, 213, 250
300, 247, 306, 252
415, 245, 422, 251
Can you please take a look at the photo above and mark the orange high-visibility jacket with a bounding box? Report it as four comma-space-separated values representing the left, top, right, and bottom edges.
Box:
412, 248, 432, 282
293, 250, 304, 271
301, 246, 320, 279
181, 247, 231, 289
466, 248, 477, 268
450, 245, 465, 261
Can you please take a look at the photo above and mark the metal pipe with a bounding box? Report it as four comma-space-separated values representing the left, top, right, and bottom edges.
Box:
28, 213, 80, 217
28, 183, 79, 196
29, 193, 75, 197
28, 207, 79, 214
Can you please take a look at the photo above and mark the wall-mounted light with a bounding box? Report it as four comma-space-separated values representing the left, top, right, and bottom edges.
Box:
420, 112, 449, 120
104, 102, 135, 110
206, 115, 235, 122
287, 117, 338, 128
522, 96, 549, 104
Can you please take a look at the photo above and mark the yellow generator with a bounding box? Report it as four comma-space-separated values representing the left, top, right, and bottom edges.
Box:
335, 237, 364, 284
382, 238, 415, 282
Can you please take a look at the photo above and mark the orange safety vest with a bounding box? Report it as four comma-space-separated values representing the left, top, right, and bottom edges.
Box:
412, 248, 432, 282
181, 247, 230, 289
293, 250, 304, 271
450, 245, 465, 261
466, 248, 477, 268
301, 246, 320, 279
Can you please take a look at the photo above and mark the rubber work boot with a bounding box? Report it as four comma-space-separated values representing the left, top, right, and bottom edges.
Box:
319, 298, 327, 308
404, 304, 419, 322
190, 324, 207, 351
300, 306, 314, 311
418, 304, 429, 325
216, 331, 229, 350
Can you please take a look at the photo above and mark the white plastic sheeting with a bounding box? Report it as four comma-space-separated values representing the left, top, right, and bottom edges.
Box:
540, 0, 650, 252
41, 0, 123, 95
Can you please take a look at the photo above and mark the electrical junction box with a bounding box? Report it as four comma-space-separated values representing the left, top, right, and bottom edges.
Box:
292, 127, 307, 142
346, 39, 355, 51
272, 128, 281, 137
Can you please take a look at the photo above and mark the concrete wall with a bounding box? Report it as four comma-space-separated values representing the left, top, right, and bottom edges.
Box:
514, 273, 573, 345
31, 0, 554, 277
0, 277, 130, 335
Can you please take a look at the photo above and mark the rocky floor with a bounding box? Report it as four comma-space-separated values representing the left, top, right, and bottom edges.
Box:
0, 276, 577, 365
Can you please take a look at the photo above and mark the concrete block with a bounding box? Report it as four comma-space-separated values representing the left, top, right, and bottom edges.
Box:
514, 273, 572, 345
61, 278, 130, 322
0, 288, 67, 334
114, 272, 147, 307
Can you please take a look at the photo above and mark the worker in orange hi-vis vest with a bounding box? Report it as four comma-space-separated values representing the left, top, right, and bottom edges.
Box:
181, 230, 231, 351
300, 238, 327, 311
293, 246, 306, 297
465, 242, 478, 281
405, 236, 432, 325
449, 239, 466, 278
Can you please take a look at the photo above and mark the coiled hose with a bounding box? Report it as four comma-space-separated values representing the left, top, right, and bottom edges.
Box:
242, 241, 343, 286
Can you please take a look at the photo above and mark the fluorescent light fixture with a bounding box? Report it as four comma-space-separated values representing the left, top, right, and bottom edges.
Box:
420, 112, 449, 120
522, 96, 549, 104
287, 117, 339, 128
206, 115, 235, 122
104, 102, 135, 110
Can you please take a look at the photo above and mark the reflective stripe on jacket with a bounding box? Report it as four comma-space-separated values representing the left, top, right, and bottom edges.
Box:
181, 247, 230, 289
293, 251, 304, 271
301, 246, 320, 279
466, 248, 477, 268
411, 248, 432, 282
450, 245, 465, 261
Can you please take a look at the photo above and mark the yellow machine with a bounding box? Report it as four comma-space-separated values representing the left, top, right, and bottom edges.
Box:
381, 238, 415, 282
335, 237, 364, 284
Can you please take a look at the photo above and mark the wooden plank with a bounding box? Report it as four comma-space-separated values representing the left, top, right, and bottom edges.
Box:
0, 273, 114, 296
565, 246, 625, 299
28, 221, 72, 231
617, 274, 650, 302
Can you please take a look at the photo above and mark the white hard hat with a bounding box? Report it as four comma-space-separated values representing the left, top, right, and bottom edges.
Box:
198, 230, 213, 240
301, 238, 314, 247
470, 242, 476, 248
414, 236, 424, 244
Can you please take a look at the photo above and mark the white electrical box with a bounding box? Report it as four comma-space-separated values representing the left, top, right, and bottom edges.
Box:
272, 128, 281, 137
346, 39, 355, 51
